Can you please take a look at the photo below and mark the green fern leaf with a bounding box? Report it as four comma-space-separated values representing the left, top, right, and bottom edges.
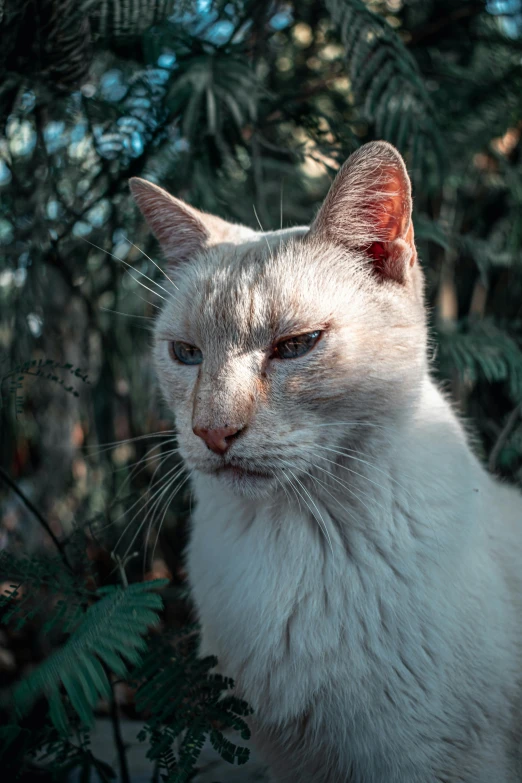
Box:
13, 579, 168, 732
437, 320, 522, 401
326, 0, 441, 173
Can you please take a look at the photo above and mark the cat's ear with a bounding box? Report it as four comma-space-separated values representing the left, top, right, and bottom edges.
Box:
310, 141, 416, 284
129, 178, 245, 265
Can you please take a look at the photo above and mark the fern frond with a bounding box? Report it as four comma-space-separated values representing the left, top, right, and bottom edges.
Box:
12, 579, 168, 732
0, 551, 90, 631
133, 631, 253, 780
92, 0, 177, 40
37, 724, 117, 782
326, 0, 442, 176
167, 52, 258, 159
437, 320, 522, 402
413, 216, 450, 250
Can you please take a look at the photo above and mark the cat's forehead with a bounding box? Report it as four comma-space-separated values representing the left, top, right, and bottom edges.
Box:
163, 232, 342, 347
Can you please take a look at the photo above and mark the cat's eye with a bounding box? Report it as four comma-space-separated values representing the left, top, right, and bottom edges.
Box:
272, 330, 322, 360
169, 341, 203, 365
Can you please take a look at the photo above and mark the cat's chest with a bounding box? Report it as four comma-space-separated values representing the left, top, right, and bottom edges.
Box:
187, 498, 339, 653
186, 489, 421, 722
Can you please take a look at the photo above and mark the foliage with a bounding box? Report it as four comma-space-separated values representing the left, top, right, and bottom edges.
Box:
437, 319, 522, 403
0, 548, 252, 780
13, 579, 168, 731
1, 0, 522, 779
326, 0, 442, 178
134, 631, 253, 782
0, 550, 90, 633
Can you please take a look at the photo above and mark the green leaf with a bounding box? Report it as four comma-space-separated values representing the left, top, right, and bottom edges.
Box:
48, 689, 70, 737
437, 320, 522, 401
13, 581, 166, 730
326, 0, 442, 179
413, 216, 450, 250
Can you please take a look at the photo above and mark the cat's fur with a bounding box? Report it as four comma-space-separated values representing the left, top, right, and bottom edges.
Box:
130, 141, 522, 782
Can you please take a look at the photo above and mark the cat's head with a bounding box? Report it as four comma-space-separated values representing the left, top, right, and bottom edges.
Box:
130, 141, 427, 498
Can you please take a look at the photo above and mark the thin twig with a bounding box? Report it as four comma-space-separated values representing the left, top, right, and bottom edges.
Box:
111, 552, 130, 588
0, 465, 74, 572
106, 552, 131, 783
488, 402, 522, 473
107, 669, 131, 783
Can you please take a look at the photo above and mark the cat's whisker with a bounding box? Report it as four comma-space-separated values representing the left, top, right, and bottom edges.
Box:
252, 204, 264, 233
312, 461, 383, 519
321, 446, 444, 554
113, 444, 180, 506
151, 471, 192, 561
280, 178, 284, 232
286, 467, 334, 555
81, 237, 171, 300
112, 458, 182, 538
113, 442, 179, 474
314, 444, 414, 500
100, 307, 154, 321
150, 471, 192, 566
134, 293, 162, 311
252, 204, 275, 261
298, 468, 363, 529
315, 447, 406, 498
317, 453, 389, 497
306, 421, 394, 432
274, 471, 293, 507
140, 468, 184, 564
314, 455, 434, 544
301, 457, 442, 554
82, 430, 177, 455
282, 472, 303, 514
117, 463, 185, 558
127, 272, 169, 302
121, 235, 179, 291
308, 464, 444, 569
298, 462, 386, 534
277, 457, 370, 533
307, 472, 349, 512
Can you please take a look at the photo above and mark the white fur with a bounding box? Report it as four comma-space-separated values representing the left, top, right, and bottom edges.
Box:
132, 142, 522, 782
189, 380, 522, 781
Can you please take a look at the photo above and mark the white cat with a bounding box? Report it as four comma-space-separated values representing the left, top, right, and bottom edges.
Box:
130, 141, 522, 782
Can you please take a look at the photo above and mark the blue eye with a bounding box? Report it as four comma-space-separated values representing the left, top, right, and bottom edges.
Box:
169, 341, 203, 365
272, 330, 322, 360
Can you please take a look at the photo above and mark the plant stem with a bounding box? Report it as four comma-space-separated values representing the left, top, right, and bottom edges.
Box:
0, 465, 74, 573
108, 676, 131, 783
111, 552, 129, 587
488, 402, 522, 473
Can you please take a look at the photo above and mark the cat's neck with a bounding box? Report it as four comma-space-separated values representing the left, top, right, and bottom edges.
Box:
193, 375, 484, 555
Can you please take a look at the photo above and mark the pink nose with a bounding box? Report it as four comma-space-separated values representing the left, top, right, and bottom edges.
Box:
192, 425, 242, 455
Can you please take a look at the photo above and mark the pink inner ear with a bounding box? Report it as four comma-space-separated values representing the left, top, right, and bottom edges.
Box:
368, 242, 387, 264
363, 165, 414, 283
310, 142, 415, 283
367, 241, 391, 280
368, 167, 411, 242
366, 240, 407, 284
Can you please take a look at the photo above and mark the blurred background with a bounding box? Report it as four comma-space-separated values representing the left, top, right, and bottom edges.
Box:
1, 0, 522, 778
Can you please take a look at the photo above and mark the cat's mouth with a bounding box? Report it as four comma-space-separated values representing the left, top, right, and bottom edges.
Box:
211, 463, 273, 481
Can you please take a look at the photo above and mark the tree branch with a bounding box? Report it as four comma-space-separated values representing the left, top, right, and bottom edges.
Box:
0, 465, 74, 572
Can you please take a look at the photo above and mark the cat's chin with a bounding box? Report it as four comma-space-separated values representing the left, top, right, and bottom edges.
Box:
206, 464, 277, 497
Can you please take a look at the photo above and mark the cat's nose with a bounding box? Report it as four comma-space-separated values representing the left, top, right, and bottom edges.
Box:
192, 424, 243, 455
